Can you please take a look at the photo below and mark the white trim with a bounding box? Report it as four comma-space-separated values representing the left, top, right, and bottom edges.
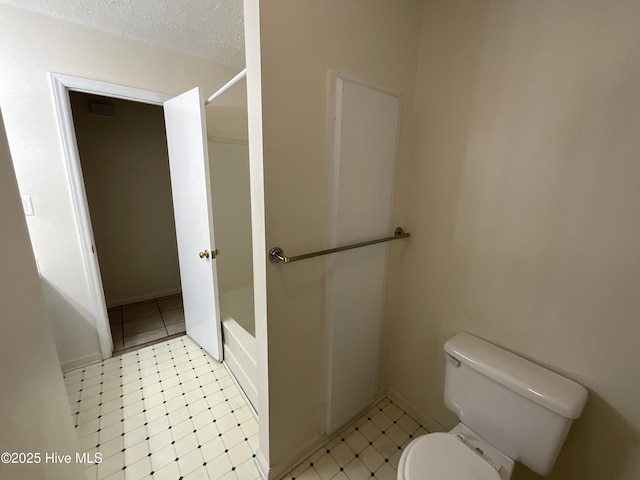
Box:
61, 352, 104, 373
268, 391, 386, 480
244, 0, 270, 472
51, 73, 171, 105
49, 73, 172, 362
255, 450, 269, 480
328, 69, 401, 99
386, 387, 446, 433
266, 433, 329, 480
106, 288, 182, 308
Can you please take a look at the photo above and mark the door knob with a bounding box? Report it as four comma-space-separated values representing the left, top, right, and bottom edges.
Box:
199, 249, 220, 259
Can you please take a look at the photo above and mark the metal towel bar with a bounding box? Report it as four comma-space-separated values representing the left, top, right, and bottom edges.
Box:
269, 227, 410, 264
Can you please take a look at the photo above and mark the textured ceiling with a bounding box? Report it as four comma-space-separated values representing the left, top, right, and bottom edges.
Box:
0, 0, 245, 68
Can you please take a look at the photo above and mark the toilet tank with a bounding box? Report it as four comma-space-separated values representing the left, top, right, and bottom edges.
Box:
443, 333, 587, 476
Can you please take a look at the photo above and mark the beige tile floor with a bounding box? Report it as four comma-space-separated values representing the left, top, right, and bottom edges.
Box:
65, 335, 260, 480
280, 398, 427, 480
109, 294, 186, 352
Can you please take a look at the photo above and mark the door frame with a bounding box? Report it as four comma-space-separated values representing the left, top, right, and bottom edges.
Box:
50, 73, 171, 360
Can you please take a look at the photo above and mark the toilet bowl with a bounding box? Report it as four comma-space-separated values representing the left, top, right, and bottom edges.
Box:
398, 424, 513, 480
397, 333, 587, 479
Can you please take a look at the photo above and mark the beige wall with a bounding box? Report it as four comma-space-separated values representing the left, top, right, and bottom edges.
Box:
0, 5, 242, 368
0, 110, 83, 480
383, 1, 640, 479
209, 139, 254, 296
71, 93, 181, 306
207, 91, 253, 297
257, 0, 423, 475
207, 103, 248, 141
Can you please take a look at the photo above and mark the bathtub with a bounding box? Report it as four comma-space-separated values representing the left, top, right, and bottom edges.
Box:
219, 285, 257, 409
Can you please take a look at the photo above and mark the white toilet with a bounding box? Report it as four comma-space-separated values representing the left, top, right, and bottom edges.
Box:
398, 332, 587, 479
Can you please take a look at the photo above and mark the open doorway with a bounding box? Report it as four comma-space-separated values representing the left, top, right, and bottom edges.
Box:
51, 74, 229, 364
69, 92, 185, 353
53, 74, 256, 410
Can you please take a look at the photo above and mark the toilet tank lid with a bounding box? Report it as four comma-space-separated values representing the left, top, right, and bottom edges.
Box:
445, 333, 588, 419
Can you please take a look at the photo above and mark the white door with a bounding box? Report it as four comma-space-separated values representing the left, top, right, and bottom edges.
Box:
164, 87, 223, 361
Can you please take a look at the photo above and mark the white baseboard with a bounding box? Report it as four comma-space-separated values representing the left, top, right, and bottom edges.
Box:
267, 391, 389, 480
267, 432, 330, 480
386, 386, 445, 433
260, 391, 444, 480
107, 288, 181, 308
61, 351, 103, 373
255, 450, 269, 479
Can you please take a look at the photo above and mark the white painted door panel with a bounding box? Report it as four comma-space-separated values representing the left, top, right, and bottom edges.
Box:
325, 77, 400, 433
164, 87, 223, 361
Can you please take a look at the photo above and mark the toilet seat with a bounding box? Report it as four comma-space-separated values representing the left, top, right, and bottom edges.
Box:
398, 433, 501, 480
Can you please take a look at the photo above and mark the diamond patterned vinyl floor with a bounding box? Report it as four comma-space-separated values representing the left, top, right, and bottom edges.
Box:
64, 335, 260, 480
65, 336, 426, 480
280, 398, 427, 480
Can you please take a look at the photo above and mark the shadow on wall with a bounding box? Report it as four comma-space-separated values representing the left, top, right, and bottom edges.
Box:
40, 278, 102, 369
514, 390, 638, 480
